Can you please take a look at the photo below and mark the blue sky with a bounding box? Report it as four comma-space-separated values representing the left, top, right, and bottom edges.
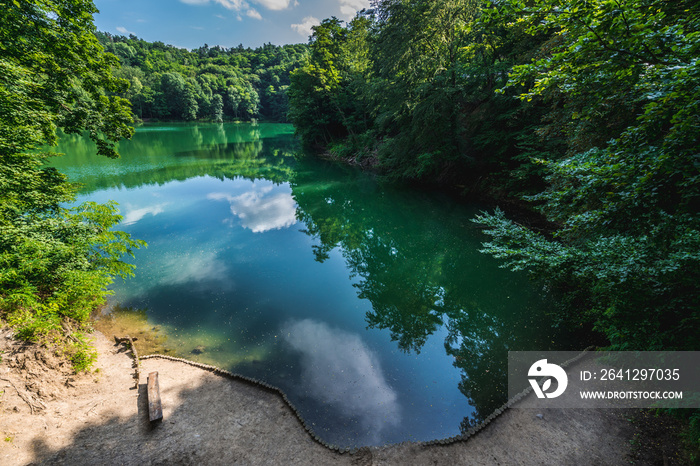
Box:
93, 0, 369, 49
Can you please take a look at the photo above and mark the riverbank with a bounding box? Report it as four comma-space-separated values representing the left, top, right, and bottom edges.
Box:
0, 326, 688, 465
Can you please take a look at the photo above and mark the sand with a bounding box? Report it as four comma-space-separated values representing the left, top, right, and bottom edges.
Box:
0, 327, 643, 465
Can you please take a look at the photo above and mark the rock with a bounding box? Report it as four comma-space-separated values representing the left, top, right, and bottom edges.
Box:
536, 413, 544, 420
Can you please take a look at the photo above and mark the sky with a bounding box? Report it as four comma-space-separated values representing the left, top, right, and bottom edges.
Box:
93, 0, 370, 49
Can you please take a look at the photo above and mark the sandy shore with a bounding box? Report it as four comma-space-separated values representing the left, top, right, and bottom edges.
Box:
0, 328, 647, 465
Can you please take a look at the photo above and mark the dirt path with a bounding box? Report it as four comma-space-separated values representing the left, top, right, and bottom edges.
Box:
0, 328, 643, 465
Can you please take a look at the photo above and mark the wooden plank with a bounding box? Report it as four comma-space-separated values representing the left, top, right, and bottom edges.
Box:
147, 371, 163, 423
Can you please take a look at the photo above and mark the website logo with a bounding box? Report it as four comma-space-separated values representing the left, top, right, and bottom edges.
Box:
528, 359, 568, 399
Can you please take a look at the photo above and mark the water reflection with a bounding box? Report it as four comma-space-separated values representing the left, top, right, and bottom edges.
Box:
49, 123, 585, 447
116, 246, 233, 302
283, 319, 401, 444
209, 184, 297, 233
156, 249, 231, 288
49, 123, 297, 193
121, 202, 168, 225
290, 159, 585, 428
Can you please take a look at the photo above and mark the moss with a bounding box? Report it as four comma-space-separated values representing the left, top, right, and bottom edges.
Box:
92, 304, 169, 356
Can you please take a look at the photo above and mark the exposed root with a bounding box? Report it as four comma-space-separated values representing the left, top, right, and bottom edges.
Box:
0, 377, 46, 415
114, 336, 140, 389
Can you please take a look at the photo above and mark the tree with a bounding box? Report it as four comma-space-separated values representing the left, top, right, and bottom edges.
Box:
96, 33, 309, 123
0, 0, 144, 369
160, 73, 198, 120
290, 2, 529, 181
365, 0, 479, 179
211, 93, 224, 122
474, 0, 700, 351
288, 18, 351, 146
288, 16, 373, 148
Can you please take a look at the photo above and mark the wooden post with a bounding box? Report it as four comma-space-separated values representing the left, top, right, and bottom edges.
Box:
147, 371, 163, 423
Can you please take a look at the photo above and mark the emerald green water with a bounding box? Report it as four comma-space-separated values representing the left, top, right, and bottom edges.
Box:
50, 123, 579, 447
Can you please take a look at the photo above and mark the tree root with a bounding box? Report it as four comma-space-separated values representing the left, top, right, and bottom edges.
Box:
0, 377, 46, 415
114, 336, 140, 389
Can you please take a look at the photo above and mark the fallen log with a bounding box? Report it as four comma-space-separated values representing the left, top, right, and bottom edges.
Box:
147, 371, 163, 423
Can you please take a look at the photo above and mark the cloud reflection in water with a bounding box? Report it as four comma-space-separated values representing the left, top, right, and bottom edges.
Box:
209, 184, 297, 233
282, 319, 401, 443
158, 250, 229, 287
121, 203, 168, 225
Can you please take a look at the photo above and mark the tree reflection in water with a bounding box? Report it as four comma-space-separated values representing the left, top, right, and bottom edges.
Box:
291, 157, 584, 429
53, 123, 586, 437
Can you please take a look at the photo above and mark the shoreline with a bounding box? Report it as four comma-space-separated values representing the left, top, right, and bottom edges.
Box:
2, 326, 681, 465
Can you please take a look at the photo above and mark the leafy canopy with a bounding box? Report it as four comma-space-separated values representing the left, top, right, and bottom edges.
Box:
0, 0, 145, 368
475, 0, 700, 351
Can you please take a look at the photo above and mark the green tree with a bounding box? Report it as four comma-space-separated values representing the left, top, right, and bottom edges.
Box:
474, 0, 700, 351
288, 16, 373, 149
289, 2, 540, 183
0, 0, 144, 369
288, 18, 351, 146
160, 72, 198, 120
97, 33, 308, 123
211, 93, 224, 122
370, 0, 478, 178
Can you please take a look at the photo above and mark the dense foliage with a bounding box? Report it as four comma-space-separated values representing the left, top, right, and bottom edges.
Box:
0, 0, 144, 369
289, 1, 555, 189
288, 0, 700, 355
475, 0, 700, 352
97, 33, 308, 122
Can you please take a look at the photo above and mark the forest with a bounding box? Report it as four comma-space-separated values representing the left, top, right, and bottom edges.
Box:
0, 0, 698, 452
97, 32, 308, 122
288, 0, 700, 356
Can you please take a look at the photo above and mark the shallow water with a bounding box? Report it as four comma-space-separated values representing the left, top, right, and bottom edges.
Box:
50, 122, 580, 447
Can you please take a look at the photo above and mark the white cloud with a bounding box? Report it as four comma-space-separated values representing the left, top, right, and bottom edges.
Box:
180, 0, 279, 21
209, 185, 298, 233
121, 203, 167, 225
253, 0, 291, 10
180, 0, 290, 13
283, 319, 402, 443
339, 0, 369, 20
246, 8, 263, 19
110, 243, 232, 300
115, 26, 136, 35
159, 250, 229, 286
215, 14, 226, 19
216, 0, 247, 9
291, 16, 319, 37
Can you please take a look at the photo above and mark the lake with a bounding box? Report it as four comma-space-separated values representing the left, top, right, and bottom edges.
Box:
49, 122, 581, 447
